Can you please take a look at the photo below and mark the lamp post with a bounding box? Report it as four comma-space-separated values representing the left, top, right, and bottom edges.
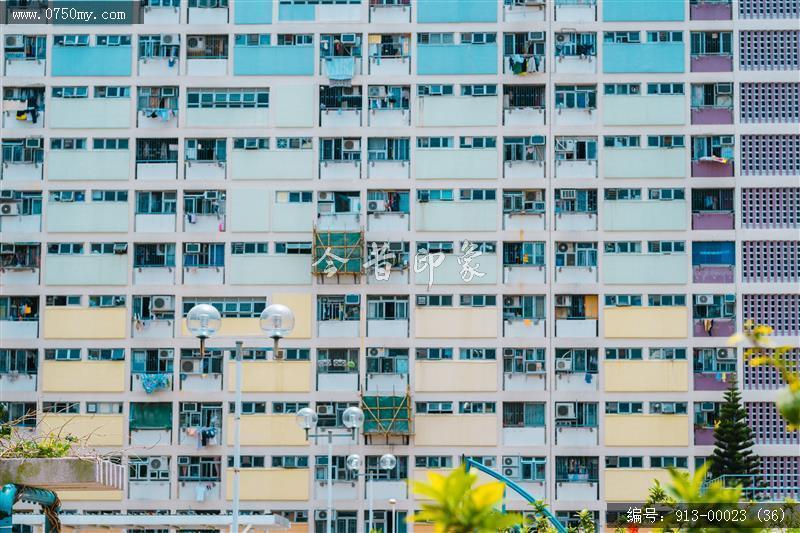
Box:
187, 303, 294, 533
389, 498, 397, 533
296, 405, 364, 533
346, 453, 397, 533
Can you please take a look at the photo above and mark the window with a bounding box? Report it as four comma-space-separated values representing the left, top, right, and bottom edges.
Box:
650, 402, 688, 414
86, 402, 123, 414
604, 294, 642, 306
555, 85, 597, 109
277, 33, 313, 46
95, 86, 130, 98
647, 83, 684, 95
459, 137, 496, 149
226, 456, 265, 468
88, 295, 126, 308
275, 137, 311, 150
53, 35, 90, 47
606, 402, 643, 414
271, 456, 308, 469
648, 294, 687, 306
555, 243, 598, 267
366, 348, 409, 374
317, 295, 360, 322
274, 242, 312, 254
415, 348, 453, 360
186, 88, 269, 109
45, 295, 81, 306
418, 33, 454, 45
604, 83, 640, 95
43, 402, 80, 414
460, 189, 496, 201
183, 242, 225, 268
416, 241, 453, 254
93, 138, 129, 150
647, 31, 683, 43
605, 188, 642, 200
691, 31, 732, 55
461, 84, 496, 96
44, 349, 81, 361
605, 348, 643, 360
504, 137, 546, 163
604, 31, 640, 43
417, 137, 453, 149
651, 347, 687, 360
416, 402, 454, 414
231, 242, 268, 255
50, 138, 86, 150
648, 135, 685, 148
604, 136, 640, 148
314, 455, 356, 483
234, 34, 271, 46
367, 296, 408, 320
47, 243, 83, 255
459, 348, 496, 360
315, 402, 359, 429
649, 188, 685, 200
90, 242, 128, 255
87, 349, 125, 361
692, 135, 734, 160
131, 349, 173, 374
417, 189, 453, 202
317, 348, 359, 374
136, 191, 177, 214
417, 84, 454, 96
606, 456, 643, 468
460, 32, 496, 44
459, 295, 497, 308
555, 138, 597, 161
415, 456, 452, 468
227, 402, 266, 414
503, 295, 546, 320
178, 456, 221, 482
502, 402, 545, 428
459, 401, 495, 414
503, 348, 545, 374
415, 294, 453, 307
648, 240, 685, 253
272, 402, 310, 414
276, 191, 312, 204
95, 35, 132, 46
0, 402, 36, 427
91, 190, 128, 202
651, 456, 688, 468
0, 349, 37, 375
182, 298, 266, 318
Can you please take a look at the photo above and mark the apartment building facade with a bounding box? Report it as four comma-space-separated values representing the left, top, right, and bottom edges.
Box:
1, 0, 799, 530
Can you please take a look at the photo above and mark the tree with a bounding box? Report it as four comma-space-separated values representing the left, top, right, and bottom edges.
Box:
708, 376, 759, 485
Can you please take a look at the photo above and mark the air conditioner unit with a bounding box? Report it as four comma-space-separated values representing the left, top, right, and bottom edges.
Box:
695, 294, 713, 305
185, 243, 201, 254
178, 456, 190, 465
204, 190, 218, 201
0, 203, 20, 216
368, 200, 387, 212
59, 191, 75, 202
25, 137, 43, 149
368, 347, 381, 357
503, 467, 519, 478
503, 456, 519, 467
559, 139, 576, 151
344, 294, 360, 305
5, 35, 24, 49
113, 243, 128, 254
0, 190, 14, 200
0, 244, 15, 254
701, 402, 715, 412
152, 296, 174, 312
340, 33, 357, 44
315, 510, 329, 521
318, 203, 334, 213
555, 295, 571, 307
503, 348, 514, 356
719, 135, 734, 145
531, 201, 546, 211
369, 86, 387, 98
606, 456, 619, 468
716, 348, 734, 360
181, 359, 198, 373
555, 402, 576, 419
244, 138, 259, 150
318, 192, 333, 201
556, 34, 567, 43
148, 456, 168, 471
560, 189, 577, 200
503, 296, 516, 306
343, 139, 361, 151
723, 293, 735, 302
187, 36, 206, 51
717, 83, 733, 94
528, 32, 545, 41
317, 405, 332, 415
555, 359, 572, 372
161, 34, 179, 45
158, 349, 172, 359
86, 403, 98, 413
161, 87, 176, 97
525, 361, 542, 373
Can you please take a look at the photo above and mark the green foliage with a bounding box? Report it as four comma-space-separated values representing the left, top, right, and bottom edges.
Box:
2, 435, 76, 459
410, 465, 523, 532
709, 377, 758, 483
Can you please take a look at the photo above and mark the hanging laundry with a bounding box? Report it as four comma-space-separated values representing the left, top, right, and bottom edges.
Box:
139, 372, 171, 394
509, 54, 526, 75
194, 483, 207, 502
325, 56, 356, 86
704, 319, 714, 335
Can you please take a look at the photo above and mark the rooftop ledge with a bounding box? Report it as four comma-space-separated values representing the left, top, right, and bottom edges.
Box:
0, 457, 125, 490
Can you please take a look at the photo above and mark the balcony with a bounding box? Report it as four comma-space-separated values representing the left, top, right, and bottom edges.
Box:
0, 319, 38, 339
226, 468, 310, 501
605, 415, 690, 446
555, 319, 598, 338
415, 361, 496, 392
415, 307, 497, 339
44, 253, 122, 287
319, 320, 360, 338
555, 212, 596, 231
416, 149, 498, 180
279, 1, 361, 21
182, 296, 311, 339
40, 414, 125, 446
603, 0, 683, 20
556, 426, 598, 446
185, 160, 226, 181
0, 371, 36, 392
503, 425, 546, 446
693, 317, 735, 337
131, 318, 174, 339
555, 0, 597, 22
554, 160, 597, 179
692, 211, 734, 230
228, 360, 311, 393
694, 371, 735, 391
367, 319, 409, 338
370, 1, 412, 23
604, 307, 688, 338
503, 318, 546, 338
692, 159, 734, 178
603, 254, 688, 284
234, 45, 315, 76
603, 95, 685, 125
46, 202, 129, 233
604, 360, 689, 392
503, 212, 546, 231
554, 107, 595, 127
417, 0, 497, 22
413, 254, 498, 285
504, 0, 546, 21
42, 361, 125, 392
367, 211, 409, 231
604, 200, 687, 231
138, 55, 179, 78
130, 480, 171, 501
417, 44, 498, 75
320, 108, 362, 129
555, 265, 597, 284
691, 106, 734, 125
230, 149, 314, 180
178, 481, 220, 502
416, 96, 498, 127
188, 4, 228, 23
48, 149, 130, 181
415, 201, 497, 232
183, 265, 224, 285
44, 307, 126, 339
416, 415, 497, 446
605, 470, 675, 502
691, 54, 733, 73
226, 415, 308, 446
504, 159, 545, 180
690, 1, 732, 19
135, 213, 176, 233
2, 99, 43, 131
693, 264, 734, 283
229, 255, 311, 285
49, 97, 131, 129
604, 147, 685, 179
52, 45, 131, 76
603, 42, 685, 73
319, 160, 361, 181
503, 265, 546, 285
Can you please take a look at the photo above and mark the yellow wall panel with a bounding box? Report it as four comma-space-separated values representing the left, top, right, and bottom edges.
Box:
415, 415, 497, 446
226, 414, 309, 446
59, 490, 123, 501
604, 360, 688, 392
39, 414, 125, 447
42, 361, 125, 393
415, 308, 497, 338
272, 293, 312, 339
225, 468, 310, 500
227, 361, 311, 392
43, 308, 126, 339
604, 415, 689, 447
605, 469, 682, 502
603, 307, 688, 338
414, 361, 497, 392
